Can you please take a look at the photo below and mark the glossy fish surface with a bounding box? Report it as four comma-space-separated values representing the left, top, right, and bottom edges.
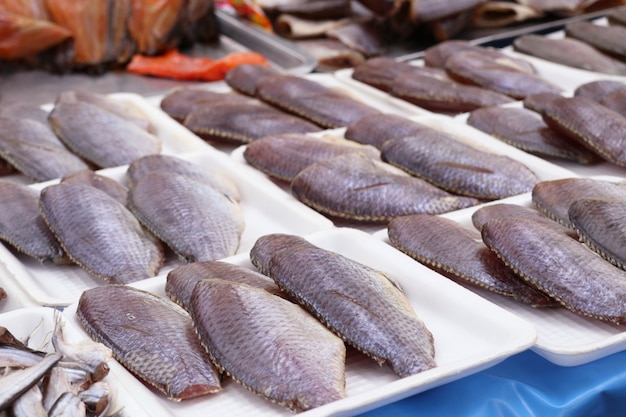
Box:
224, 63, 280, 96
0, 182, 67, 263
61, 169, 128, 207
0, 117, 89, 182
166, 260, 284, 311
39, 183, 164, 283
481, 217, 626, 323
466, 106, 600, 163
160, 87, 258, 122
380, 131, 539, 199
77, 285, 221, 401
388, 214, 556, 306
243, 133, 380, 182
344, 113, 431, 149
128, 173, 244, 262
250, 233, 436, 377
291, 153, 480, 222
48, 101, 161, 168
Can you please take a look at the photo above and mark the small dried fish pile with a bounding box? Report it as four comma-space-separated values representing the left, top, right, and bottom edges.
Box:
250, 233, 436, 377
0, 315, 114, 416
77, 285, 222, 401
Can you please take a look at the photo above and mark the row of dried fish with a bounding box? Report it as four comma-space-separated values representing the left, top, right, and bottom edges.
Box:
0, 154, 243, 285
513, 7, 626, 75
77, 233, 436, 412
0, 90, 160, 183
0, 314, 115, 416
388, 177, 626, 324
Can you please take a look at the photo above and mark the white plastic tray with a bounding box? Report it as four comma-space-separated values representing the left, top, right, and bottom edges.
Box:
63, 227, 537, 417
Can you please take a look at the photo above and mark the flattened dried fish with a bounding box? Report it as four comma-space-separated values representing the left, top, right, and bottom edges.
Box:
344, 113, 430, 149
128, 173, 244, 262
466, 106, 600, 163
294, 38, 366, 72
471, 203, 574, 238
380, 130, 539, 199
39, 183, 164, 283
410, 0, 485, 22
61, 170, 128, 207
566, 20, 626, 59
608, 5, 626, 26
250, 233, 436, 377
166, 260, 284, 311
0, 182, 67, 264
191, 278, 346, 411
224, 63, 280, 96
77, 285, 221, 401
48, 101, 161, 168
0, 117, 89, 182
471, 2, 544, 28
291, 153, 480, 222
243, 133, 380, 182
574, 80, 626, 118
388, 214, 556, 306
160, 87, 257, 122
522, 92, 563, 114
351, 57, 423, 92
0, 103, 49, 124
481, 217, 626, 323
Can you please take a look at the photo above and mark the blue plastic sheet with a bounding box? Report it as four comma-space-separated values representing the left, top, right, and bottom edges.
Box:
357, 350, 626, 417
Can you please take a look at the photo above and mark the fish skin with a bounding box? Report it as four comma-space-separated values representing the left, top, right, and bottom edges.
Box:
574, 80, 626, 101
0, 181, 67, 264
61, 169, 128, 207
344, 113, 430, 149
0, 103, 49, 124
48, 100, 161, 168
160, 87, 258, 122
128, 173, 244, 262
388, 214, 556, 307
471, 203, 574, 238
380, 131, 539, 199
224, 63, 280, 96
466, 106, 600, 164
39, 183, 164, 284
190, 278, 346, 412
481, 217, 626, 323
0, 117, 89, 182
250, 233, 436, 377
409, 0, 485, 22
522, 92, 563, 114
291, 152, 480, 222
351, 56, 424, 92
565, 20, 626, 59
76, 285, 221, 401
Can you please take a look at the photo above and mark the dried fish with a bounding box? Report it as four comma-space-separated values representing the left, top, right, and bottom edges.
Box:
481, 217, 626, 323
380, 130, 539, 199
160, 87, 257, 122
0, 346, 44, 369
77, 381, 109, 416
351, 57, 423, 92
388, 214, 556, 306
224, 63, 280, 96
0, 182, 67, 264
243, 133, 380, 182
471, 2, 544, 28
608, 5, 626, 26
0, 117, 89, 182
574, 80, 626, 118
325, 18, 386, 57
166, 260, 284, 311
48, 100, 161, 168
344, 113, 430, 149
255, 74, 381, 128
47, 392, 85, 417
466, 106, 600, 163
0, 352, 62, 410
409, 0, 485, 22
565, 20, 626, 60
77, 285, 221, 401
291, 153, 480, 222
294, 38, 366, 72
39, 183, 164, 284
250, 233, 436, 377
128, 173, 244, 262
10, 384, 47, 417
191, 278, 346, 411
61, 170, 128, 207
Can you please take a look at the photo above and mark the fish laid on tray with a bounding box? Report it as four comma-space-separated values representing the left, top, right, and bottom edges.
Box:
565, 20, 626, 61
61, 169, 129, 207
344, 113, 431, 149
574, 80, 626, 118
160, 87, 258, 122
77, 284, 222, 401
224, 63, 281, 96
250, 233, 436, 377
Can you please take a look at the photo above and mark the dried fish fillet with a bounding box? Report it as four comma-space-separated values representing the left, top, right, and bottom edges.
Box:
160, 87, 258, 122
481, 217, 626, 323
128, 173, 244, 262
77, 285, 221, 401
351, 57, 423, 92
410, 0, 485, 22
344, 113, 431, 149
471, 203, 574, 238
250, 233, 436, 377
0, 182, 67, 264
61, 170, 128, 207
39, 183, 164, 283
291, 153, 480, 222
388, 214, 556, 306
224, 63, 280, 96
48, 100, 161, 168
565, 20, 626, 59
0, 117, 89, 182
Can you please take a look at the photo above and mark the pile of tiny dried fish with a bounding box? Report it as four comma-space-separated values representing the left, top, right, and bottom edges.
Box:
0, 313, 115, 416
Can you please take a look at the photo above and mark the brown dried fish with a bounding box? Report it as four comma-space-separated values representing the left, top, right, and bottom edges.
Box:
388, 214, 556, 306
243, 133, 380, 182
255, 74, 381, 128
351, 57, 424, 92
77, 285, 222, 401
39, 183, 164, 283
409, 0, 485, 22
0, 182, 67, 264
224, 63, 280, 96
565, 20, 626, 60
481, 217, 626, 323
532, 177, 626, 228
249, 233, 436, 377
0, 117, 89, 182
522, 92, 563, 114
190, 278, 346, 411
160, 87, 257, 122
48, 100, 161, 168
128, 173, 244, 262
294, 38, 366, 72
471, 2, 544, 28
61, 169, 128, 207
608, 5, 626, 26
291, 153, 480, 222
344, 113, 430, 149
380, 130, 539, 199
574, 80, 626, 118
466, 106, 600, 163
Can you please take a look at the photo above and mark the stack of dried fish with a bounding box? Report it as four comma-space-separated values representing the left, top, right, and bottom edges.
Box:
0, 314, 115, 416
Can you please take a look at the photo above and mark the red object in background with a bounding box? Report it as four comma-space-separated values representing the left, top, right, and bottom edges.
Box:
126, 49, 268, 81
